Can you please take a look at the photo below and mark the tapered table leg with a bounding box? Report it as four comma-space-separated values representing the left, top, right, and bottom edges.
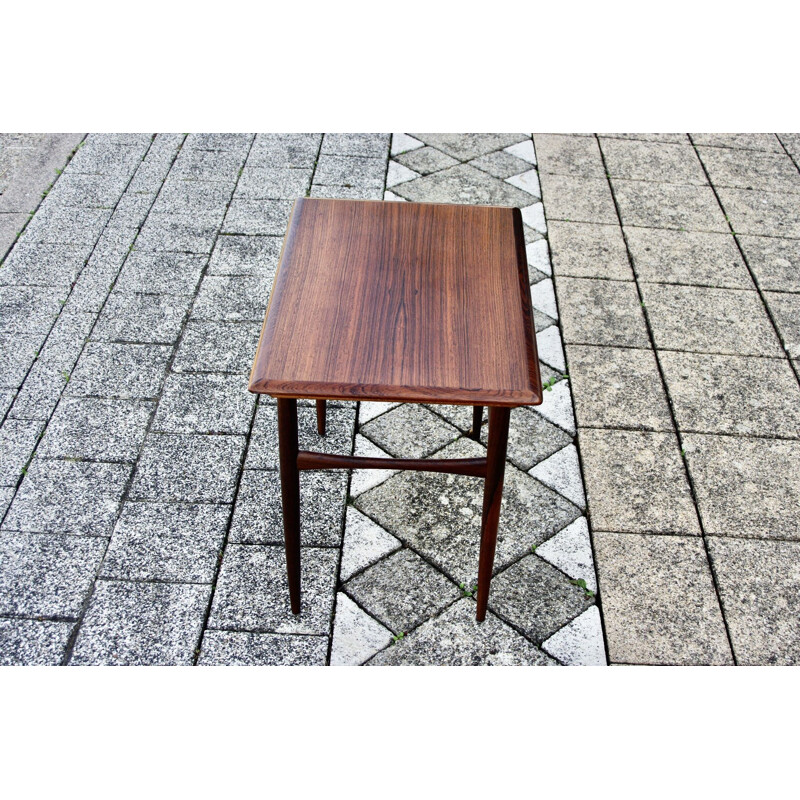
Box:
476, 406, 511, 622
277, 398, 302, 614
470, 405, 483, 441
316, 399, 327, 436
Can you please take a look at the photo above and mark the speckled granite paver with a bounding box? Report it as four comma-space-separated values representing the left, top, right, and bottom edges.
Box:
0, 133, 601, 666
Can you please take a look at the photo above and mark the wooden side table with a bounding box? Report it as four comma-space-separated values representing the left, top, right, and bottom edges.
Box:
249, 198, 542, 621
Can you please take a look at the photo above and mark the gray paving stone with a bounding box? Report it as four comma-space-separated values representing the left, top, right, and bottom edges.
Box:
135, 212, 220, 254
70, 580, 210, 666
247, 133, 321, 168
0, 285, 65, 336
63, 238, 132, 313
7, 365, 63, 421
151, 178, 233, 216
612, 180, 728, 232
321, 133, 390, 158
764, 291, 800, 357
778, 132, 800, 160
534, 134, 606, 178
345, 548, 459, 634
360, 404, 459, 459
192, 274, 270, 322
393, 163, 535, 207
0, 531, 105, 617
0, 388, 15, 419
245, 403, 355, 470
594, 531, 733, 665
625, 227, 752, 288
234, 167, 312, 200
534, 516, 596, 592
222, 199, 294, 235
112, 192, 157, 228
129, 433, 245, 503
716, 187, 800, 238
355, 438, 581, 585
153, 372, 255, 435
43, 171, 130, 208
639, 283, 783, 357
601, 133, 689, 144
697, 146, 800, 194
229, 468, 347, 547
0, 618, 74, 665
690, 133, 782, 152
684, 433, 800, 540
199, 630, 328, 665
579, 428, 700, 534
21, 205, 111, 245
88, 134, 153, 148
660, 351, 800, 437
601, 139, 707, 185
0, 332, 42, 387
309, 184, 384, 200
3, 458, 130, 535
409, 133, 528, 161
548, 221, 632, 280
94, 291, 191, 343
567, 345, 673, 431
209, 544, 337, 634
479, 405, 573, 470
0, 419, 44, 486
170, 148, 245, 183
67, 140, 147, 176
207, 234, 281, 278
114, 250, 207, 295
489, 555, 594, 643
37, 396, 154, 461
66, 342, 172, 398
184, 133, 253, 152
35, 310, 94, 368
172, 321, 260, 374
556, 277, 649, 347
313, 154, 386, 188
395, 146, 459, 175
368, 598, 555, 666
330, 591, 392, 666
738, 235, 800, 293
539, 174, 617, 224
102, 502, 229, 583
0, 243, 89, 288
707, 537, 800, 665
0, 213, 28, 258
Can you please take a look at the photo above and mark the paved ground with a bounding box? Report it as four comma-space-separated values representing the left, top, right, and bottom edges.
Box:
0, 133, 601, 666
536, 133, 800, 665
1, 132, 798, 666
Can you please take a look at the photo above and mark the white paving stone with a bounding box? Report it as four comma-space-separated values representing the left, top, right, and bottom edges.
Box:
526, 239, 551, 276
541, 605, 606, 666
383, 190, 407, 201
536, 325, 566, 372
341, 506, 401, 581
530, 444, 586, 509
535, 516, 596, 591
504, 139, 536, 165
350, 434, 397, 496
521, 202, 547, 234
386, 161, 419, 188
531, 277, 558, 318
360, 401, 399, 423
391, 133, 424, 157
506, 169, 541, 198
534, 379, 575, 434
330, 592, 393, 665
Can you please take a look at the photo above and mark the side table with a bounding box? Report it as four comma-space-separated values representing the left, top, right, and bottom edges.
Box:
249, 198, 542, 621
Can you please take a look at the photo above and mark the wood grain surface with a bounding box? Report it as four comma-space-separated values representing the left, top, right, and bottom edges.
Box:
249, 198, 542, 406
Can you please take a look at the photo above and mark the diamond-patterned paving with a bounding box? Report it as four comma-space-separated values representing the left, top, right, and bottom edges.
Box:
0, 132, 603, 666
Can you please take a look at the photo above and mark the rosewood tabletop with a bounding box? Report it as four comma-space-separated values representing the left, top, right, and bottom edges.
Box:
249, 197, 542, 407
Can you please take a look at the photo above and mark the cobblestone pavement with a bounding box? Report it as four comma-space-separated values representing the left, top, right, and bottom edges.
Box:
537, 133, 800, 665
0, 133, 603, 666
